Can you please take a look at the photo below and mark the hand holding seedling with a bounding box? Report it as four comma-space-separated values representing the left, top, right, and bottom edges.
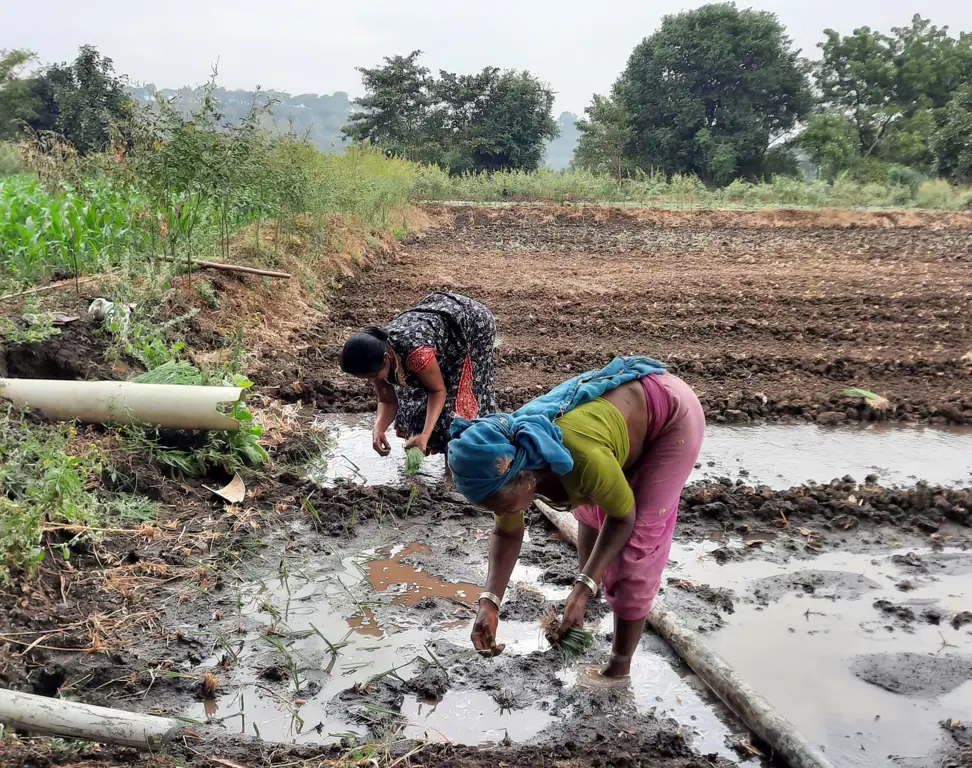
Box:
405, 432, 430, 456
471, 600, 505, 657
554, 585, 589, 641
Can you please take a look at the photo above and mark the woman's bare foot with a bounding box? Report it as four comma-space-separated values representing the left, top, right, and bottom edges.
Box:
575, 664, 631, 690
600, 653, 633, 679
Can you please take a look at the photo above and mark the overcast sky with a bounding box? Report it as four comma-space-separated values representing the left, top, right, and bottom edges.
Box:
3, 1, 971, 114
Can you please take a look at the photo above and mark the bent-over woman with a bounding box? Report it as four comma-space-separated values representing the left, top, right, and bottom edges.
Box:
447, 356, 704, 678
339, 292, 497, 457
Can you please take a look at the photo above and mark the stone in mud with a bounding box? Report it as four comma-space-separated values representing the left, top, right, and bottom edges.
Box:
911, 515, 941, 533
695, 502, 731, 521
952, 611, 972, 630
724, 409, 750, 423
406, 665, 450, 701
816, 411, 846, 425
501, 583, 547, 622
541, 562, 575, 586
851, 652, 972, 697
873, 599, 916, 623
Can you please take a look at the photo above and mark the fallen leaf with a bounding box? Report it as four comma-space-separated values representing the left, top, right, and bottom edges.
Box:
204, 474, 246, 504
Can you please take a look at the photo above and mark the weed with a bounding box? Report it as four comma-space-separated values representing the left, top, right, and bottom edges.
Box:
0, 314, 60, 345
0, 406, 154, 581
194, 279, 220, 309
540, 607, 594, 663
263, 636, 303, 691
843, 387, 891, 410
403, 485, 420, 517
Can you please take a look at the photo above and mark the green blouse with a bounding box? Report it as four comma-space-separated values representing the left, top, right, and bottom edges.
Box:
556, 397, 634, 518
492, 397, 634, 530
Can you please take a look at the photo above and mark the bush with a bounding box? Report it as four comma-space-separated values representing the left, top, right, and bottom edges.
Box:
0, 143, 22, 176
916, 179, 961, 210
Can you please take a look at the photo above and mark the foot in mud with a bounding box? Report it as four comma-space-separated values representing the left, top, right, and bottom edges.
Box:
575, 664, 632, 690
601, 654, 634, 679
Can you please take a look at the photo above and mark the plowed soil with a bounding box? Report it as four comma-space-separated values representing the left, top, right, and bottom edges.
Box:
263, 205, 972, 425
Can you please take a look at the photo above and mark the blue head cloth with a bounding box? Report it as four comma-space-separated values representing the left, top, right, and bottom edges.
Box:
447, 356, 665, 503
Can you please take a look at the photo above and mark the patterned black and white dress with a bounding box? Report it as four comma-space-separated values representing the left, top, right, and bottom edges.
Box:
384, 292, 497, 454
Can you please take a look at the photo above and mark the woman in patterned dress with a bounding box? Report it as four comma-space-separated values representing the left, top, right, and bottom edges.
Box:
339, 293, 498, 456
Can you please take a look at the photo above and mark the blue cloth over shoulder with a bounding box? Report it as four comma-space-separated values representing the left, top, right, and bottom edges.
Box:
448, 356, 666, 503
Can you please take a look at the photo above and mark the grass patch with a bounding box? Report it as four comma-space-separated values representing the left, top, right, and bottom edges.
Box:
0, 405, 156, 582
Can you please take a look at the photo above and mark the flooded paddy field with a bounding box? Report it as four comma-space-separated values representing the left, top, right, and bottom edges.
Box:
2, 206, 971, 768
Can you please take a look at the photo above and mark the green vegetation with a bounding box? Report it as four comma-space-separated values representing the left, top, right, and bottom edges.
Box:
404, 447, 424, 477
0, 405, 156, 583
614, 4, 811, 184
413, 165, 972, 210
0, 174, 149, 282
342, 50, 558, 174
574, 7, 972, 189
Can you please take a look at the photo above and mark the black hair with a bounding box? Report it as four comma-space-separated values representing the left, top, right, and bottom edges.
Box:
339, 326, 389, 375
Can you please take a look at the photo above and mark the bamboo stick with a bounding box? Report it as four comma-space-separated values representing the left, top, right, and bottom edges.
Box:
533, 499, 835, 768
159, 256, 291, 279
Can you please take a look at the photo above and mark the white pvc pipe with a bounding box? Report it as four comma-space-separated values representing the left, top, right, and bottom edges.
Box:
0, 688, 182, 749
0, 378, 244, 431
534, 500, 835, 768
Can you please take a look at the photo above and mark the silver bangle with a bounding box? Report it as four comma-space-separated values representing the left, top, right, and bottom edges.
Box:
575, 573, 598, 595
479, 591, 501, 609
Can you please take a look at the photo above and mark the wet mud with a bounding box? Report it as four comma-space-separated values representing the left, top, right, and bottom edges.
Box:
261, 204, 972, 426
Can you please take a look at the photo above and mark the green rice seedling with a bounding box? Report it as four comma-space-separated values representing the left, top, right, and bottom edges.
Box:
263, 636, 302, 691
403, 485, 420, 517
404, 447, 424, 477
540, 607, 594, 663
842, 388, 891, 410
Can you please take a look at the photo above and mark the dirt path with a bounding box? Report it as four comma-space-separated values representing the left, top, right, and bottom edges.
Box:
269, 205, 972, 425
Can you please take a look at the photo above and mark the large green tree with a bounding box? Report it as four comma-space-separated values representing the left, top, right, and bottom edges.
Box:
931, 83, 972, 182
0, 49, 41, 139
572, 94, 632, 183
814, 15, 972, 169
342, 51, 432, 158
343, 53, 557, 173
617, 3, 811, 183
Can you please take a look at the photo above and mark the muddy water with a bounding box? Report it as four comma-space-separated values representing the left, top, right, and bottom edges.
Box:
185, 543, 555, 745
311, 415, 972, 490
666, 540, 972, 766
185, 535, 742, 757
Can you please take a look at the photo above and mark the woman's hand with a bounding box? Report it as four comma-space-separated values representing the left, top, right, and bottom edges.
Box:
405, 432, 431, 456
471, 600, 505, 657
372, 425, 391, 456
554, 585, 590, 642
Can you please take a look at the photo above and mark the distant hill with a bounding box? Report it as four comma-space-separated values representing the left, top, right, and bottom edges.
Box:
128, 85, 352, 154
129, 86, 580, 168
544, 111, 580, 170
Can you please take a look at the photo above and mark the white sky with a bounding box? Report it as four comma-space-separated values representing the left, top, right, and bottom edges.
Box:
2, 1, 971, 114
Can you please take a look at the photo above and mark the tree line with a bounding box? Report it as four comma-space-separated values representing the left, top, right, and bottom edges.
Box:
2, 5, 971, 186
575, 5, 972, 185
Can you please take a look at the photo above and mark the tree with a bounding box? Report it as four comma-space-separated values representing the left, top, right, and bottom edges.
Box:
459, 69, 558, 173
343, 52, 558, 173
931, 84, 972, 182
342, 51, 432, 158
800, 111, 860, 181
814, 16, 972, 168
573, 94, 631, 183
617, 3, 811, 183
0, 49, 40, 139
8, 46, 134, 154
